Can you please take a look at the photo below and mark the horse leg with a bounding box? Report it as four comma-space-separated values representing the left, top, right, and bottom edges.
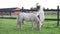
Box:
37, 22, 42, 30
37, 22, 40, 30
16, 20, 22, 29
18, 18, 24, 29
39, 22, 42, 30
32, 22, 34, 30
41, 22, 43, 28
20, 22, 21, 29
22, 19, 24, 25
16, 15, 22, 29
40, 22, 42, 30
16, 21, 20, 28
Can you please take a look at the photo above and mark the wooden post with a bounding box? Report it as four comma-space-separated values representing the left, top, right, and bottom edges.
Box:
57, 5, 59, 26
10, 11, 11, 16
22, 7, 24, 12
1, 11, 3, 18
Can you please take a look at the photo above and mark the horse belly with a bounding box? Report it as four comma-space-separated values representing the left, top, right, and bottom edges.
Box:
24, 16, 31, 21
19, 13, 35, 21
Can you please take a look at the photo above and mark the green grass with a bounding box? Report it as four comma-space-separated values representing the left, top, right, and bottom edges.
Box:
0, 19, 60, 34
45, 14, 60, 19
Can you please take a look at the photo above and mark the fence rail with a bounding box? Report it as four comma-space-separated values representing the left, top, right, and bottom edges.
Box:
0, 5, 60, 26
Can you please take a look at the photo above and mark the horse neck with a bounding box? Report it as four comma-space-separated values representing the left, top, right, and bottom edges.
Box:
36, 6, 43, 15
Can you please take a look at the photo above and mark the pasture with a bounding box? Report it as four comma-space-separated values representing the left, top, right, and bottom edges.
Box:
0, 14, 60, 34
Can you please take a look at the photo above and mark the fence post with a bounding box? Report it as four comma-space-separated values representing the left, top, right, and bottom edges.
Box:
1, 11, 3, 18
22, 7, 24, 12
57, 5, 59, 26
10, 11, 11, 16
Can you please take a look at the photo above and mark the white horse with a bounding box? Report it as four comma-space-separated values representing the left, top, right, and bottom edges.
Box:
17, 13, 42, 30
33, 5, 45, 22
16, 12, 42, 30
16, 5, 44, 30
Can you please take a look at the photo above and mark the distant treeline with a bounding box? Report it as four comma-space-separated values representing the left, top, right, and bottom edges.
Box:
43, 9, 60, 11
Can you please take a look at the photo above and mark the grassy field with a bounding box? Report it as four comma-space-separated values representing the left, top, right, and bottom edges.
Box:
0, 14, 60, 34
45, 14, 60, 19
0, 19, 60, 34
